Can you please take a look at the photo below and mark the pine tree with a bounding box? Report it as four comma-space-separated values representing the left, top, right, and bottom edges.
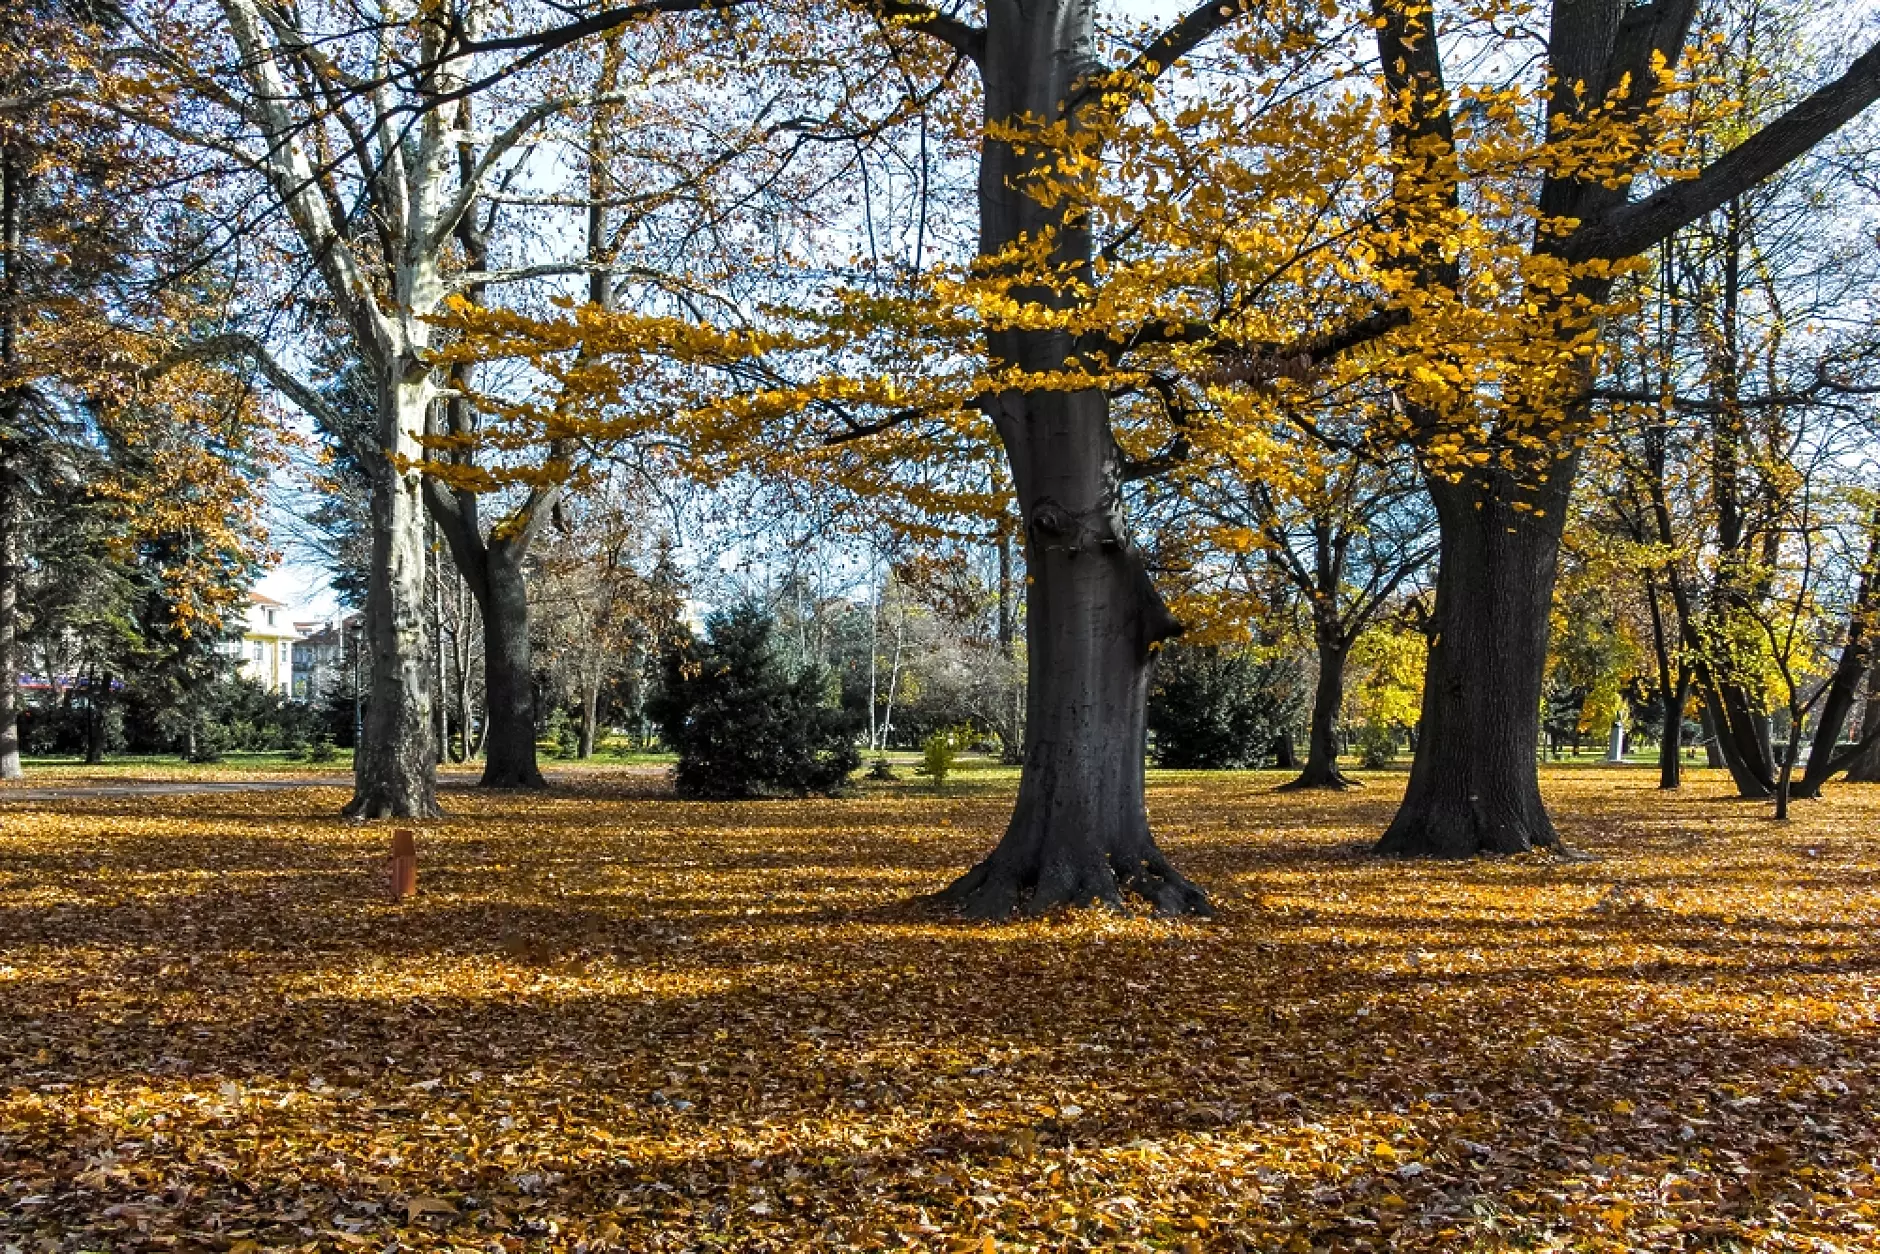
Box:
651, 605, 860, 800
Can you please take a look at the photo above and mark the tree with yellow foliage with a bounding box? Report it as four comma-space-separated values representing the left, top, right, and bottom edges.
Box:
445, 0, 1880, 900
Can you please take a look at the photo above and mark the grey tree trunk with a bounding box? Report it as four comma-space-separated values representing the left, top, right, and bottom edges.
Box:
1847, 665, 1880, 783
0, 441, 19, 781
477, 548, 545, 788
1377, 472, 1567, 856
1699, 702, 1726, 768
345, 379, 440, 819
936, 0, 1206, 916
996, 522, 1023, 765
1281, 634, 1356, 790
578, 677, 598, 759
1703, 682, 1776, 797
1795, 513, 1880, 797
0, 150, 23, 780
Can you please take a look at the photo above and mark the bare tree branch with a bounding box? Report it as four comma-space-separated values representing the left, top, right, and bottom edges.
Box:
1566, 38, 1880, 262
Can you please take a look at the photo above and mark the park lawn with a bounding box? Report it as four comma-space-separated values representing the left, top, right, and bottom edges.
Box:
3, 749, 678, 788
7, 751, 362, 781
2, 768, 1878, 1252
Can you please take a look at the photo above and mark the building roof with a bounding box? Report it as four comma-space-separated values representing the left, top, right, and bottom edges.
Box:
249, 591, 288, 607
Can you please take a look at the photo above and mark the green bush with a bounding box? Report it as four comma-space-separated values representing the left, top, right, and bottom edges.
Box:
920, 726, 969, 789
650, 604, 861, 799
1356, 719, 1399, 770
1148, 644, 1303, 769
188, 721, 229, 763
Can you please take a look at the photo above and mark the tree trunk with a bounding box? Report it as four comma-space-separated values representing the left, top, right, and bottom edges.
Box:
1376, 472, 1566, 857
1847, 664, 1880, 783
936, 403, 1201, 916
1658, 667, 1690, 789
1793, 514, 1880, 798
1702, 681, 1775, 798
430, 517, 448, 764
345, 378, 440, 820
933, 0, 1207, 916
478, 548, 545, 788
0, 151, 24, 781
84, 671, 107, 764
1794, 655, 1872, 798
996, 521, 1024, 765
455, 586, 473, 764
1699, 702, 1726, 768
0, 443, 20, 781
578, 674, 598, 759
1280, 636, 1357, 789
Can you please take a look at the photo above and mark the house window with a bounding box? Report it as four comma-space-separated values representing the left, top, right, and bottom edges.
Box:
253, 642, 265, 663
266, 608, 277, 627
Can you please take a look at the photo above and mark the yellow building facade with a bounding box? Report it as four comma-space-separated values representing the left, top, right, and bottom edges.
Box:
237, 593, 303, 695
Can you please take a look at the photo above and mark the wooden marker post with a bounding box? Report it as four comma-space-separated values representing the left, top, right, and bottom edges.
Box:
389, 828, 417, 900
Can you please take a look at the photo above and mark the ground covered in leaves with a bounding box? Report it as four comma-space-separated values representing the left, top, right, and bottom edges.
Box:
3, 765, 1879, 1252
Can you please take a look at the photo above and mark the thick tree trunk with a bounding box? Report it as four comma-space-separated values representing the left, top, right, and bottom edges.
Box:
936, 402, 1202, 916
345, 378, 440, 820
996, 522, 1024, 764
1794, 660, 1871, 799
477, 549, 545, 788
934, 0, 1207, 916
1848, 667, 1880, 783
1376, 473, 1566, 857
1702, 681, 1775, 798
1281, 637, 1357, 790
1794, 516, 1880, 798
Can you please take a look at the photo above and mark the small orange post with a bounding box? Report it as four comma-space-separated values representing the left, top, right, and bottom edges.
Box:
389, 827, 417, 900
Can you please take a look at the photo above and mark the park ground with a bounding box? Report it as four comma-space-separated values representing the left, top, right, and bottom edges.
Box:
2, 765, 1879, 1252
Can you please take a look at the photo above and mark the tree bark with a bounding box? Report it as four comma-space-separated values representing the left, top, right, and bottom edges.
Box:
578, 673, 599, 759
1698, 702, 1725, 768
0, 439, 20, 781
995, 519, 1024, 764
84, 670, 108, 764
477, 547, 545, 788
1847, 663, 1880, 783
1793, 510, 1880, 798
1280, 636, 1357, 789
937, 410, 1200, 915
1658, 667, 1690, 790
1702, 682, 1776, 798
345, 377, 441, 820
0, 149, 24, 780
931, 0, 1207, 916
1376, 473, 1566, 856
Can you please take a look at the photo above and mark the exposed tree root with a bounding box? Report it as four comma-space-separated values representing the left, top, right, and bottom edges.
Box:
931, 848, 1213, 920
1374, 796, 1562, 859
478, 766, 548, 791
1275, 769, 1365, 793
342, 793, 443, 821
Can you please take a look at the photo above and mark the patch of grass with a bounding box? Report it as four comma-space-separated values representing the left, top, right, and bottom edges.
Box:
2, 766, 1877, 1251
13, 749, 357, 780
